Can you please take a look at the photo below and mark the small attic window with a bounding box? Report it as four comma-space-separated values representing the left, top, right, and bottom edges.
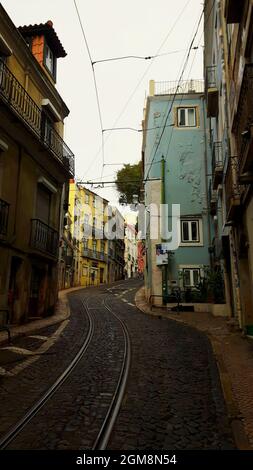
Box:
44, 41, 56, 79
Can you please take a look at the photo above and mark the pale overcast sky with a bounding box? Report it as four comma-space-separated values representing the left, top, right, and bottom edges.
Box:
1, 0, 203, 205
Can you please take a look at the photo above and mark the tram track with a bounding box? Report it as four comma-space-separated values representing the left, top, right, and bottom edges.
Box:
92, 296, 131, 450
0, 291, 131, 450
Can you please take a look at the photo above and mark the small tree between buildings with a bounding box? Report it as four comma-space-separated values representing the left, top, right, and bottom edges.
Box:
115, 161, 142, 204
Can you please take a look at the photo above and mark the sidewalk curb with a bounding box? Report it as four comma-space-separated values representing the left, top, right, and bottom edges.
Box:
0, 286, 85, 345
135, 287, 252, 450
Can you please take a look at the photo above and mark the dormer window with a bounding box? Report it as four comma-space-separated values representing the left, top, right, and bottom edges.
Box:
18, 21, 67, 84
44, 42, 56, 79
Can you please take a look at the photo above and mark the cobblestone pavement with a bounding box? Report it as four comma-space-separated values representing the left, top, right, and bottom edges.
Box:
0, 291, 90, 438
135, 286, 253, 449
0, 280, 235, 450
107, 281, 235, 450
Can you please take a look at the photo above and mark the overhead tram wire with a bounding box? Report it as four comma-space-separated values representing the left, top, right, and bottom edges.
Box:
79, 0, 193, 179
163, 0, 215, 162
73, 0, 105, 175
143, 6, 205, 184
92, 48, 194, 65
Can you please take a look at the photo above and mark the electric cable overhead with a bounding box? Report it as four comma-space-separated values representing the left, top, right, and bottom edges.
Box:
144, 5, 205, 183
73, 0, 105, 171
92, 48, 196, 65
164, 0, 215, 163
79, 0, 193, 179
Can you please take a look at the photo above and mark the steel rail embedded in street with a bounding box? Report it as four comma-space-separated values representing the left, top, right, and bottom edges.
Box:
0, 298, 94, 450
92, 295, 131, 450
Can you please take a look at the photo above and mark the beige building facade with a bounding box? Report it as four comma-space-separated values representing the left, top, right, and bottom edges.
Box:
0, 5, 74, 322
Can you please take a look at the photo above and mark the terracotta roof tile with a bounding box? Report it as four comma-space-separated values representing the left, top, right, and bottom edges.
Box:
18, 21, 67, 58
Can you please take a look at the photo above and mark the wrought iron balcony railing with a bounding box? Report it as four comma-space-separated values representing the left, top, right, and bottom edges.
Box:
83, 248, 107, 262
224, 157, 242, 219
206, 66, 218, 117
30, 218, 59, 257
206, 66, 217, 89
212, 141, 223, 188
0, 59, 74, 176
212, 142, 223, 171
208, 180, 217, 215
234, 64, 253, 174
0, 198, 9, 236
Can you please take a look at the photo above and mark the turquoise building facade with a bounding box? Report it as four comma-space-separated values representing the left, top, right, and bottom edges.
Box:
142, 80, 212, 300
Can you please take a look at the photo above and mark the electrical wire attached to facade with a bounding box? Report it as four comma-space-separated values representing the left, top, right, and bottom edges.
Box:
143, 5, 205, 183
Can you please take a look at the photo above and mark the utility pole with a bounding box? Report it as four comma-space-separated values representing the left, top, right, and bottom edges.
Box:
161, 156, 168, 304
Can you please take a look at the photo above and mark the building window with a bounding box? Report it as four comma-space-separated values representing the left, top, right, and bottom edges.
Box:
36, 184, 51, 224
101, 241, 105, 253
82, 265, 88, 276
181, 220, 200, 243
85, 193, 89, 204
92, 240, 97, 252
177, 107, 196, 127
93, 217, 96, 227
44, 42, 56, 79
84, 213, 89, 225
93, 196, 96, 208
182, 268, 200, 287
83, 238, 88, 249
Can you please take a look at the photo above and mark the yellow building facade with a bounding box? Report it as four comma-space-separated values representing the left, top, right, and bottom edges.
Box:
0, 5, 74, 322
69, 181, 108, 287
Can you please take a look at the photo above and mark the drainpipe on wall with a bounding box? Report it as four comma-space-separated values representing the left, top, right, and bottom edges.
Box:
201, 96, 212, 265
57, 182, 65, 293
161, 156, 168, 304
13, 145, 22, 237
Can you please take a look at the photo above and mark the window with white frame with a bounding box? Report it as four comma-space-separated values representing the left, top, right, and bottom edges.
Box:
182, 268, 200, 287
44, 43, 56, 78
181, 219, 200, 243
177, 107, 196, 127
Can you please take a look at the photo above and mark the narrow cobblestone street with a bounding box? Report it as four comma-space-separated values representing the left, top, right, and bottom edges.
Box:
0, 280, 235, 450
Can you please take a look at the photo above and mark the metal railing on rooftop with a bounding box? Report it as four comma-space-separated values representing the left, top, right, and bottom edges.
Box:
153, 79, 204, 96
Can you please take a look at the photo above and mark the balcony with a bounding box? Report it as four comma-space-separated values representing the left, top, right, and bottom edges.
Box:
0, 198, 9, 237
109, 248, 114, 258
234, 65, 253, 180
224, 157, 241, 220
206, 66, 218, 117
208, 181, 217, 216
225, 0, 245, 24
0, 59, 74, 176
83, 248, 107, 262
30, 219, 59, 257
92, 226, 104, 239
212, 142, 223, 188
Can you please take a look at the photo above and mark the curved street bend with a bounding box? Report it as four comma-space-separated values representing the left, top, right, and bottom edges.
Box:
0, 279, 235, 450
